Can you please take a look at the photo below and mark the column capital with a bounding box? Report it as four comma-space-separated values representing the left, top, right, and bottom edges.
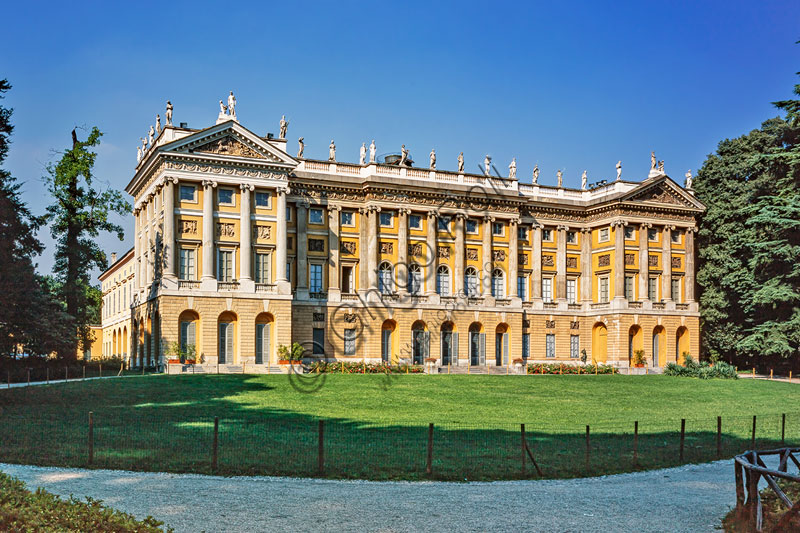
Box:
612, 220, 627, 228
509, 217, 521, 226
556, 224, 569, 231
367, 204, 382, 213
164, 176, 179, 185
133, 206, 142, 216
454, 212, 467, 221
146, 192, 155, 202
483, 215, 495, 223
327, 204, 342, 212
639, 222, 652, 230
686, 226, 699, 234
202, 179, 217, 189
297, 199, 311, 209
398, 207, 412, 215
580, 227, 591, 234
276, 186, 290, 196
239, 183, 254, 192
664, 224, 676, 232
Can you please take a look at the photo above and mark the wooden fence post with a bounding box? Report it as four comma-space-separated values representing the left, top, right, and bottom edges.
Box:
46, 367, 49, 384
585, 425, 590, 472
770, 369, 773, 380
633, 421, 639, 467
426, 423, 434, 475
27, 369, 30, 386
318, 420, 325, 475
212, 417, 219, 472
781, 413, 786, 446
717, 416, 722, 459
99, 364, 102, 378
88, 411, 94, 466
680, 419, 686, 462
521, 424, 527, 476
65, 366, 68, 381
83, 366, 86, 381
751, 415, 756, 450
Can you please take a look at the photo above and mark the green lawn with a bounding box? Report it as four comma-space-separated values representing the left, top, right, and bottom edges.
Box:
0, 374, 797, 481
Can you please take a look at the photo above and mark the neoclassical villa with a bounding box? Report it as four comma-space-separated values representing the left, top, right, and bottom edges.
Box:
100, 98, 704, 371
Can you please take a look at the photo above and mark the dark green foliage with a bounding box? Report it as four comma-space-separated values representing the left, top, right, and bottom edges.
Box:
44, 127, 130, 359
664, 355, 738, 379
0, 471, 171, 532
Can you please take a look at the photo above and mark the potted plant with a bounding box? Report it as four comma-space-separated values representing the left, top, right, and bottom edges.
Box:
278, 342, 305, 364
632, 349, 646, 368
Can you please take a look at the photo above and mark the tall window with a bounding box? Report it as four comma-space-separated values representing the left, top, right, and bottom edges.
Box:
624, 226, 635, 240
179, 185, 196, 202
517, 275, 528, 300
542, 278, 553, 303
310, 264, 323, 293
517, 226, 528, 240
648, 277, 658, 301
648, 228, 658, 241
438, 216, 451, 232
379, 211, 393, 227
570, 335, 580, 358
217, 250, 233, 282
491, 269, 505, 298
218, 188, 234, 205
598, 228, 609, 242
542, 229, 553, 241
218, 321, 233, 364
492, 222, 504, 236
255, 252, 270, 284
599, 276, 609, 303
179, 248, 195, 280
379, 262, 394, 294
312, 328, 324, 355
624, 275, 635, 301
409, 214, 422, 230
180, 321, 196, 354
255, 191, 270, 208
566, 231, 577, 244
436, 265, 450, 296
408, 264, 422, 295
340, 211, 354, 226
546, 334, 555, 358
671, 277, 681, 301
466, 219, 478, 233
255, 323, 270, 364
465, 267, 479, 297
566, 279, 577, 304
671, 230, 682, 244
344, 328, 356, 355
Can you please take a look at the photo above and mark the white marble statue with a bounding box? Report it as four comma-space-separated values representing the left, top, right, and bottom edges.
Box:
227, 91, 237, 119
279, 115, 288, 139
650, 151, 657, 170
484, 155, 492, 176
165, 101, 173, 126
141, 137, 147, 153
508, 158, 517, 179
457, 152, 464, 173
430, 149, 436, 169
360, 143, 367, 165
400, 144, 408, 166
148, 125, 155, 146
297, 137, 304, 158
369, 140, 376, 162
137, 145, 142, 163
616, 160, 622, 181
329, 140, 336, 161
557, 169, 563, 188
581, 170, 587, 190
685, 169, 693, 189
532, 164, 539, 184
219, 100, 227, 114
658, 160, 664, 173
155, 114, 161, 134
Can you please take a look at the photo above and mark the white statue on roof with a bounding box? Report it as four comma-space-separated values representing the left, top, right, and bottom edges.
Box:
148, 125, 154, 146
457, 152, 464, 173
279, 115, 288, 139
329, 140, 336, 161
400, 144, 408, 165
360, 143, 366, 165
532, 164, 539, 184
557, 169, 563, 188
165, 101, 173, 126
297, 137, 304, 158
227, 91, 237, 119
616, 160, 622, 181
137, 145, 142, 163
581, 170, 587, 190
430, 149, 436, 169
155, 114, 161, 134
484, 155, 492, 176
508, 158, 517, 179
685, 169, 693, 189
369, 140, 376, 163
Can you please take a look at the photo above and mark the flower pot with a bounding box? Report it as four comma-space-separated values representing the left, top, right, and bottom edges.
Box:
167, 359, 180, 365
635, 363, 644, 368
278, 360, 299, 365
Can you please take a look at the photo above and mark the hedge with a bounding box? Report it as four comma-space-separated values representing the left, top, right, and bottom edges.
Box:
526, 363, 618, 375
307, 361, 426, 374
664, 355, 738, 379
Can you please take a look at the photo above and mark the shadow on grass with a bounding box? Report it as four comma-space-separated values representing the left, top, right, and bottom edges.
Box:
0, 375, 795, 481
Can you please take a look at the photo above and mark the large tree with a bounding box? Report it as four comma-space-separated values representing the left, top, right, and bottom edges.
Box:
45, 127, 130, 359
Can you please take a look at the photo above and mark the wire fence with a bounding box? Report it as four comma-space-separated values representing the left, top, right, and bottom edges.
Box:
1, 411, 798, 481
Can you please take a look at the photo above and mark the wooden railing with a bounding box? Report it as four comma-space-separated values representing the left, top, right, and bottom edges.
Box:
734, 446, 800, 531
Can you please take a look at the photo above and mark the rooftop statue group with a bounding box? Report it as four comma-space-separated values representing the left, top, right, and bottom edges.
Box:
137, 99, 175, 163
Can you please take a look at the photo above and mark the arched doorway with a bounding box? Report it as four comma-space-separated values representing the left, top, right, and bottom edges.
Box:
218, 311, 237, 364
440, 321, 457, 365
178, 310, 200, 361
382, 320, 397, 364
411, 320, 428, 365
652, 326, 666, 367
495, 323, 509, 366
676, 326, 689, 363
122, 327, 128, 362
468, 322, 485, 366
592, 322, 608, 364
628, 325, 643, 365
255, 313, 274, 365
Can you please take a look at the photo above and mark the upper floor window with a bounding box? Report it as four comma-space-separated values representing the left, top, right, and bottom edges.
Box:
542, 277, 553, 303
624, 275, 635, 301
179, 248, 196, 280
599, 276, 609, 303
517, 275, 528, 300
408, 264, 423, 295
465, 267, 479, 297
218, 188, 234, 206
466, 219, 478, 234
179, 185, 197, 202
309, 208, 324, 224
254, 191, 270, 208
567, 278, 577, 304
671, 230, 682, 244
436, 265, 451, 296
492, 222, 504, 236
624, 226, 635, 240
542, 229, 553, 242
648, 228, 658, 242
408, 214, 422, 230
286, 206, 292, 222
341, 211, 354, 226
379, 262, 394, 294
380, 211, 393, 227
255, 252, 270, 284
598, 228, 610, 242
217, 249, 233, 282
310, 264, 323, 293
491, 268, 505, 298
438, 216, 451, 232
517, 226, 528, 240
566, 231, 577, 244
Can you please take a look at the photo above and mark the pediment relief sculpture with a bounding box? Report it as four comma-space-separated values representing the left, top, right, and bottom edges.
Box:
193, 135, 266, 159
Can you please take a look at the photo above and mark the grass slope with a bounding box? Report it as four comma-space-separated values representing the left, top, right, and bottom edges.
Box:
0, 374, 796, 481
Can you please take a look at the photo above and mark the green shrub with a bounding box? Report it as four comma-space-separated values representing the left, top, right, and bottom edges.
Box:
307, 361, 425, 374
0, 471, 172, 532
526, 363, 618, 375
664, 354, 738, 379
277, 342, 306, 361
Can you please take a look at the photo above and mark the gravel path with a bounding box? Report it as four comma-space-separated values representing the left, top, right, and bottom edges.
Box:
1, 461, 734, 532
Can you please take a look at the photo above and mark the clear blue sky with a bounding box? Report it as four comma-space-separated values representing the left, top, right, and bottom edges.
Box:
3, 1, 798, 280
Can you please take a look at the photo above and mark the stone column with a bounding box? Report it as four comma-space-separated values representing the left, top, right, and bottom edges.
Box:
133, 207, 141, 292
580, 228, 592, 303
239, 184, 253, 290
201, 180, 216, 283
397, 209, 410, 296
139, 204, 148, 290
662, 225, 674, 302
638, 223, 651, 301
426, 211, 438, 296
367, 205, 380, 293
532, 223, 542, 303
146, 195, 154, 288
275, 187, 290, 294
481, 216, 493, 297
685, 227, 697, 302
454, 213, 465, 298
556, 225, 568, 302
358, 207, 368, 295
296, 200, 309, 299
327, 205, 341, 301
163, 178, 176, 280
153, 186, 162, 282
509, 218, 519, 300
613, 221, 626, 302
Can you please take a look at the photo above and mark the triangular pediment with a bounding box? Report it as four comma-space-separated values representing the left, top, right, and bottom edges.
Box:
621, 176, 704, 210
192, 135, 266, 159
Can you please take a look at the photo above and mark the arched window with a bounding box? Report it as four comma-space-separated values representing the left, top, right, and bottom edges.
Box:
378, 262, 394, 294
465, 267, 479, 297
436, 265, 450, 296
408, 264, 423, 295
491, 268, 505, 298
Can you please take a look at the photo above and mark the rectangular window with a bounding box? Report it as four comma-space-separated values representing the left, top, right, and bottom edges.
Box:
648, 228, 658, 242
379, 211, 393, 227
254, 191, 270, 208
517, 276, 527, 300
522, 333, 530, 361
566, 231, 577, 244
542, 229, 552, 241
409, 214, 422, 230
340, 211, 354, 226
671, 230, 681, 244
648, 276, 658, 301
671, 277, 681, 302
286, 206, 292, 221
218, 188, 234, 206
312, 328, 324, 355
286, 261, 292, 283
466, 219, 478, 233
542, 278, 553, 303
567, 279, 577, 304
546, 334, 555, 358
599, 276, 609, 303
624, 226, 635, 240
341, 265, 353, 293
344, 328, 356, 355
217, 250, 233, 282
309, 208, 323, 224
492, 222, 504, 236
180, 321, 196, 354
570, 335, 580, 359
599, 228, 610, 242
255, 252, 270, 283
624, 275, 635, 301
310, 264, 323, 293
179, 248, 196, 280
179, 185, 196, 202
438, 216, 451, 232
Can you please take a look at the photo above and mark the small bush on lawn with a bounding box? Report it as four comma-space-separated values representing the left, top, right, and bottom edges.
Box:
526, 363, 618, 375
307, 361, 425, 374
664, 354, 738, 379
0, 471, 172, 532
